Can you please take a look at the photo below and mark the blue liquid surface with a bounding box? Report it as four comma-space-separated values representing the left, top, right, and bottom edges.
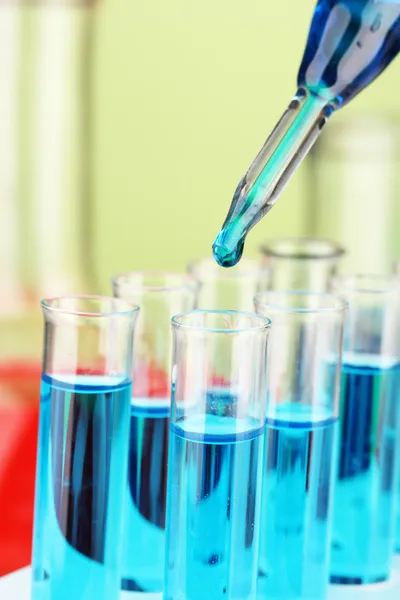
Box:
122, 399, 169, 592
31, 374, 131, 600
299, 0, 400, 108
164, 412, 265, 600
258, 405, 337, 600
330, 355, 400, 584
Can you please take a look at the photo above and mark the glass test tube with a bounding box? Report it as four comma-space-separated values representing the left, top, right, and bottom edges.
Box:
164, 310, 270, 600
393, 259, 400, 554
0, 0, 98, 573
188, 257, 269, 311
260, 237, 344, 292
112, 272, 198, 592
308, 117, 400, 275
329, 275, 400, 584
254, 291, 346, 600
31, 296, 139, 600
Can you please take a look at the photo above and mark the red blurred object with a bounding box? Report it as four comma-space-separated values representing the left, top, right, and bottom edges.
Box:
133, 361, 170, 398
211, 375, 229, 387
0, 361, 41, 576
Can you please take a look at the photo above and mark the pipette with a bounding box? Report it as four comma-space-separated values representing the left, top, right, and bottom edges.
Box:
213, 0, 400, 267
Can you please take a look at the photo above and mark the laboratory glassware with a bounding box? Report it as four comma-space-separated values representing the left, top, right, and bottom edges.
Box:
308, 116, 400, 274
393, 259, 400, 553
259, 237, 344, 292
0, 0, 95, 303
164, 310, 270, 600
112, 272, 198, 593
188, 257, 269, 310
213, 0, 400, 268
31, 296, 139, 600
0, 0, 97, 574
254, 291, 346, 600
329, 274, 400, 584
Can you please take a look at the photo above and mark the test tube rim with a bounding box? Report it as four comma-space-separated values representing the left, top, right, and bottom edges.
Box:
41, 294, 140, 318
254, 290, 348, 314
171, 309, 271, 334
331, 273, 400, 296
112, 270, 199, 294
260, 237, 345, 260
187, 256, 269, 279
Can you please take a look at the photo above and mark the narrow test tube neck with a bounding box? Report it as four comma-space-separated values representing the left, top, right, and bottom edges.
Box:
213, 88, 333, 268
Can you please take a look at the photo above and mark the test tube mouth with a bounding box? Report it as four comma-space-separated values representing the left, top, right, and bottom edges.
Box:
172, 309, 271, 334
188, 257, 268, 280
41, 295, 140, 318
260, 237, 345, 260
254, 290, 348, 314
112, 271, 199, 294
330, 273, 400, 295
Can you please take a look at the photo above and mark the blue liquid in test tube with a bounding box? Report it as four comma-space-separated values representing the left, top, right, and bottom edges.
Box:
258, 405, 338, 600
122, 398, 170, 591
165, 396, 265, 600
113, 271, 198, 592
330, 354, 400, 584
31, 374, 131, 600
397, 480, 400, 553
164, 310, 270, 600
254, 290, 345, 600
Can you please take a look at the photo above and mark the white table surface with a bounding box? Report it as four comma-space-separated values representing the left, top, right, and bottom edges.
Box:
0, 567, 162, 599
1, 559, 400, 599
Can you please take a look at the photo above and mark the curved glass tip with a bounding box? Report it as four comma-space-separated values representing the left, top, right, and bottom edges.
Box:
212, 236, 245, 268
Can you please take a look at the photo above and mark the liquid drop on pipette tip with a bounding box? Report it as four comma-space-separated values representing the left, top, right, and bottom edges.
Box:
212, 237, 244, 268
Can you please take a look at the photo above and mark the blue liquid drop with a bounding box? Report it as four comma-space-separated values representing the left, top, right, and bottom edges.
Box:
212, 237, 244, 268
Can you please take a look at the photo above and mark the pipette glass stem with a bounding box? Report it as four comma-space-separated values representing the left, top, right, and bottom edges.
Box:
213, 88, 333, 267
